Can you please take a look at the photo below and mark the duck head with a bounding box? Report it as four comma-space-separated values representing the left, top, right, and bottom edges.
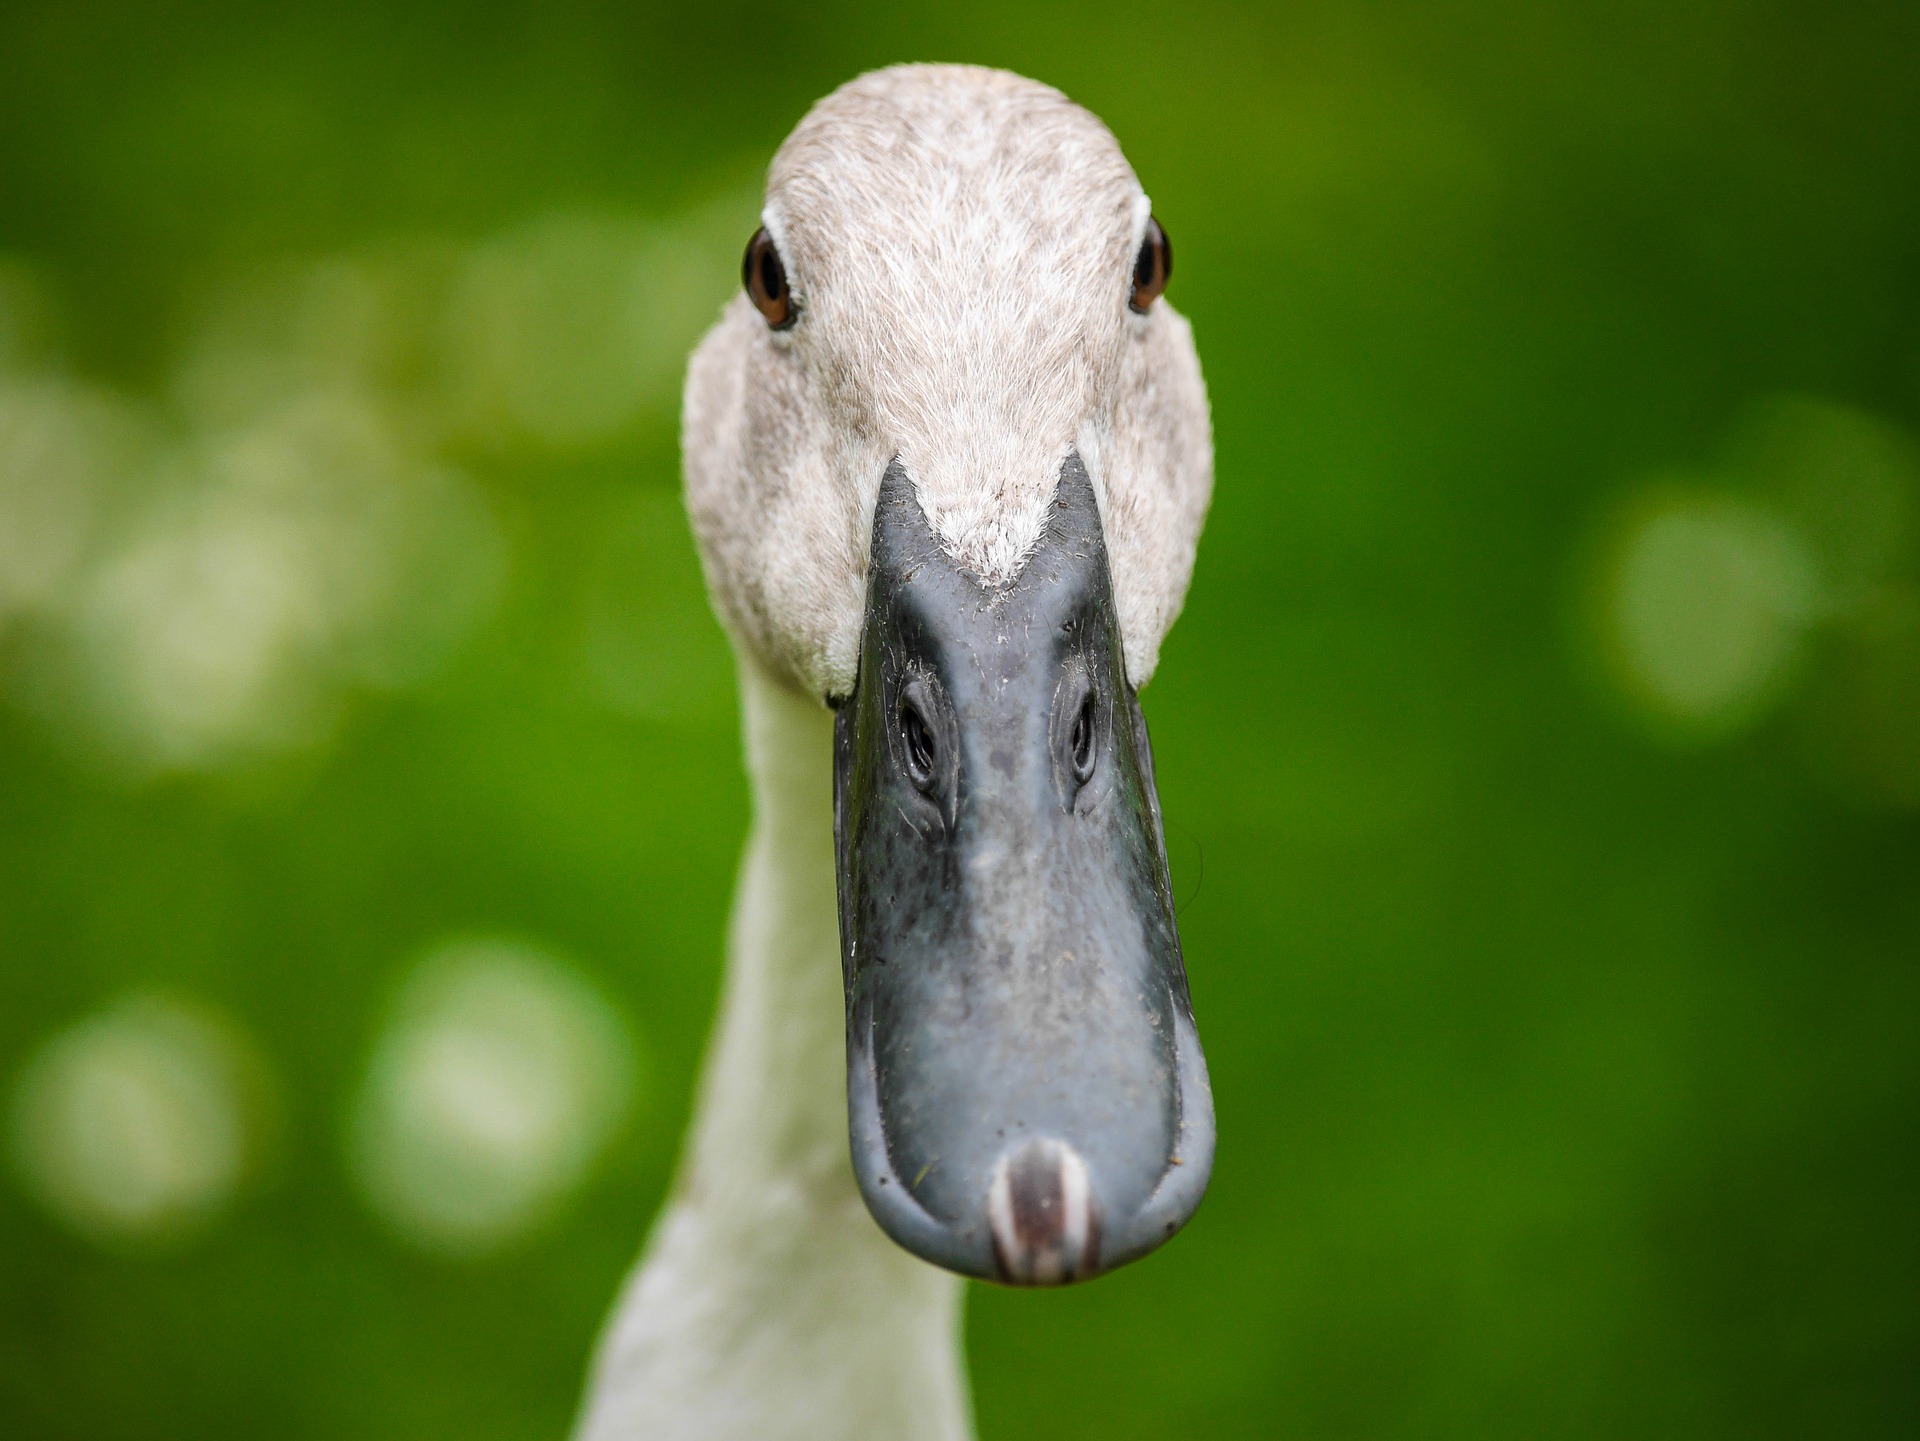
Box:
683, 64, 1214, 1284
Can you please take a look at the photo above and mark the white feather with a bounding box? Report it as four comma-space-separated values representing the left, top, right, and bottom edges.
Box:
578, 63, 1213, 1439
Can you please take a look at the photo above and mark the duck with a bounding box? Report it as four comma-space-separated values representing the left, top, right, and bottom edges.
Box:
574, 63, 1215, 1441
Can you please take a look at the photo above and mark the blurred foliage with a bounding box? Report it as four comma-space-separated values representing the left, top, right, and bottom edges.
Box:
1, 1, 1918, 1438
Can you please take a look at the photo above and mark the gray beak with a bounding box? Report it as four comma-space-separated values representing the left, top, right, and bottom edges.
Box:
834, 453, 1214, 1286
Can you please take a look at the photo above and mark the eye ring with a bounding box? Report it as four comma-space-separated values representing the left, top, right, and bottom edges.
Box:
743, 227, 795, 329
1129, 215, 1172, 313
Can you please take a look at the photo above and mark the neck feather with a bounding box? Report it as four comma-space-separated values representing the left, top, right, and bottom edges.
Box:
576, 661, 971, 1441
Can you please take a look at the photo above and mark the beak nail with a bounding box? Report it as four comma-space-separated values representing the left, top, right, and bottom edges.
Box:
988, 1138, 1099, 1285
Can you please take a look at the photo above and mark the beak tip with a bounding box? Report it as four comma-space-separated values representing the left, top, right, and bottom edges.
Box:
987, 1137, 1100, 1285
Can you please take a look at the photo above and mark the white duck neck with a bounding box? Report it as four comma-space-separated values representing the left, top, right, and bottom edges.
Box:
577, 660, 972, 1441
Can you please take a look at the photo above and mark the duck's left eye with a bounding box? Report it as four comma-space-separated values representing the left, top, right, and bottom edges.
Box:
743, 227, 795, 329
1129, 215, 1171, 313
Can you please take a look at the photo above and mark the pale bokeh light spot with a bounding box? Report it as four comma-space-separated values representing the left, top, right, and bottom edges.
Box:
46, 392, 502, 773
1720, 396, 1920, 801
1599, 487, 1817, 737
8, 995, 267, 1246
1, 188, 763, 778
349, 939, 640, 1256
76, 474, 335, 761
0, 378, 147, 625
1728, 394, 1917, 610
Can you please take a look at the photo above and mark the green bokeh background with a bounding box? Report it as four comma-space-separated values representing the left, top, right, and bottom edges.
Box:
2, 1, 1918, 1437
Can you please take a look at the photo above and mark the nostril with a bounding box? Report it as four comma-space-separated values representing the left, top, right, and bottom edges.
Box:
988, 1138, 1100, 1285
1069, 692, 1097, 784
899, 699, 936, 786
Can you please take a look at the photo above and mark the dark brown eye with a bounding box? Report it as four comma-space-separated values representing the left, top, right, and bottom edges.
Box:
1129, 215, 1171, 313
742, 227, 794, 329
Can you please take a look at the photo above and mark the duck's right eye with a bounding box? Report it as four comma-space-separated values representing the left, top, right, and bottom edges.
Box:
1129, 215, 1171, 313
743, 228, 795, 329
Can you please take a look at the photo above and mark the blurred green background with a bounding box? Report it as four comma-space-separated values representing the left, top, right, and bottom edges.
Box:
2, 1, 1917, 1437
